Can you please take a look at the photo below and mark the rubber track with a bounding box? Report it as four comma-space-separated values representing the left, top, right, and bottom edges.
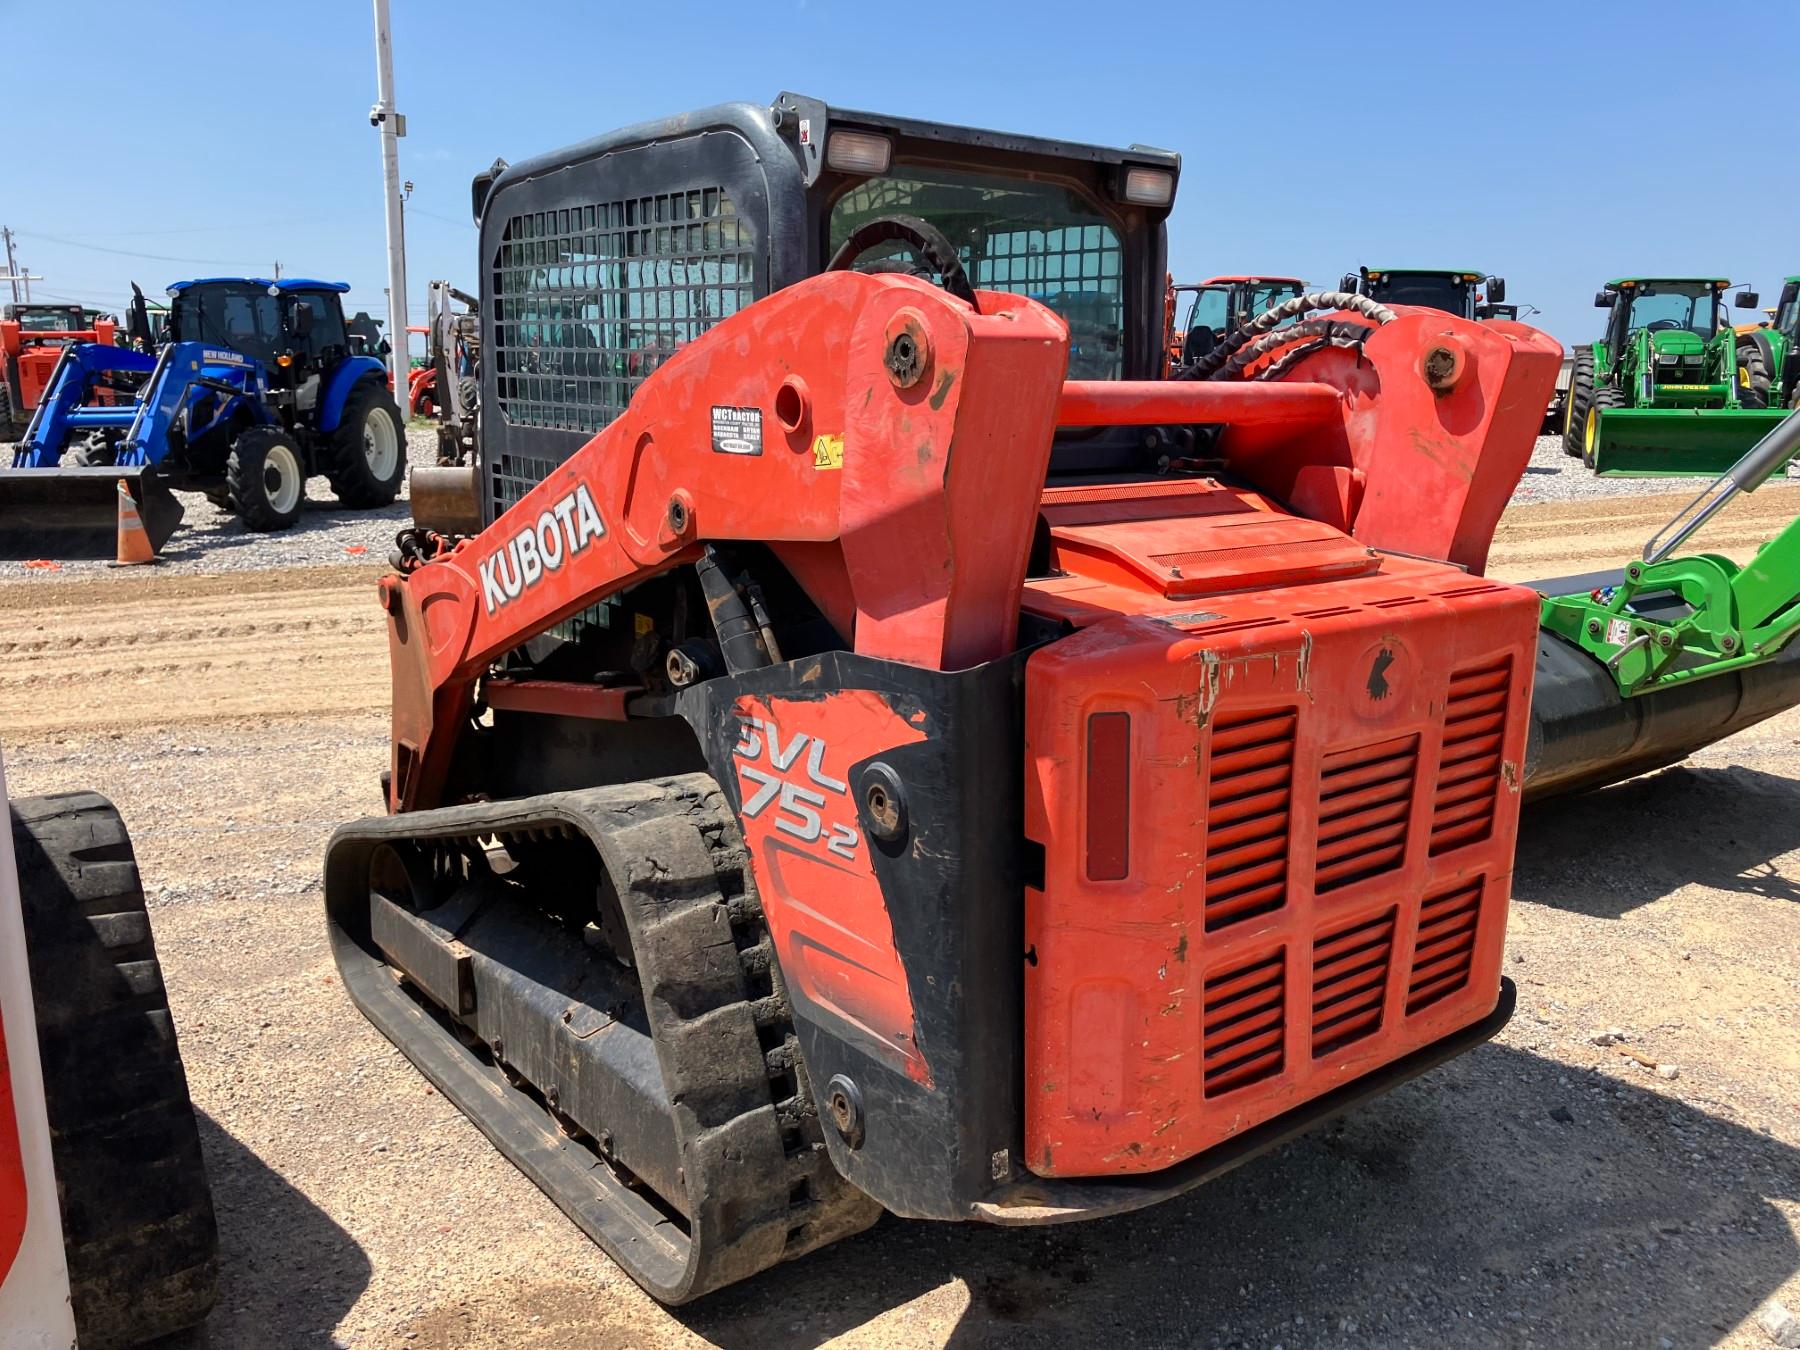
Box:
324, 773, 880, 1303
9, 790, 219, 1350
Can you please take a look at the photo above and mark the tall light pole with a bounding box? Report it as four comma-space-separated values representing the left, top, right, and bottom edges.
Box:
370, 0, 408, 381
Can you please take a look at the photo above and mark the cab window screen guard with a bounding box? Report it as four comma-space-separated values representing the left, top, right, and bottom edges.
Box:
828, 167, 1126, 379
491, 189, 756, 448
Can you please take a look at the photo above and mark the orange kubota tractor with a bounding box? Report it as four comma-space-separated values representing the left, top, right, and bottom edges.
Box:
1, 304, 117, 439
327, 93, 1569, 1304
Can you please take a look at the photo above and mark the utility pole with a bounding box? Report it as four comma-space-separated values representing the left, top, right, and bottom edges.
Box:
369, 0, 408, 380
1, 228, 19, 306
273, 261, 282, 281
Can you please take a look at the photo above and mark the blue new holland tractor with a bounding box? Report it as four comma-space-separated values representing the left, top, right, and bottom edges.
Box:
2, 278, 406, 557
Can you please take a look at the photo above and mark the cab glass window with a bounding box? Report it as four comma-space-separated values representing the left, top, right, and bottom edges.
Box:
829, 167, 1126, 379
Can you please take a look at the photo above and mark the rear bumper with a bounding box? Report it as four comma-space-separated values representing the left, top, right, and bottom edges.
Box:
974, 978, 1515, 1225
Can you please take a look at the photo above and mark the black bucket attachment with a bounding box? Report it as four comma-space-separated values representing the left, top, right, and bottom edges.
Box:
0, 465, 184, 560
1524, 568, 1800, 799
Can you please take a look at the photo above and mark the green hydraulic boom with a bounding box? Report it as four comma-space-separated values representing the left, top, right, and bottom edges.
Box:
1540, 407, 1800, 696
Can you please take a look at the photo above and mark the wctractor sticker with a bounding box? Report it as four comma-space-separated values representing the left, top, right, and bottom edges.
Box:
479, 481, 606, 615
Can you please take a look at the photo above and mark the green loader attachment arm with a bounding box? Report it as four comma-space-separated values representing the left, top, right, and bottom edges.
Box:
1541, 408, 1800, 695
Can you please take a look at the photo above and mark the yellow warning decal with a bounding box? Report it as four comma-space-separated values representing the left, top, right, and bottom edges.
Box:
812, 434, 844, 470
634, 613, 654, 636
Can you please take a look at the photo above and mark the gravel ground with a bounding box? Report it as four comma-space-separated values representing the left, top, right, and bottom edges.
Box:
1510, 432, 1800, 507
1, 425, 439, 580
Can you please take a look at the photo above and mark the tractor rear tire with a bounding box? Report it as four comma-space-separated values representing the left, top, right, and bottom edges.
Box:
1582, 386, 1627, 470
1562, 346, 1595, 457
1737, 341, 1773, 410
227, 425, 306, 532
328, 380, 407, 509
9, 792, 219, 1350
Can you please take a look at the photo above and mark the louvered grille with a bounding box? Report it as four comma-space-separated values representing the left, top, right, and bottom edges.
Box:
1431, 657, 1512, 855
1311, 909, 1396, 1056
1203, 709, 1296, 930
1203, 950, 1286, 1096
1407, 880, 1482, 1013
1315, 735, 1418, 894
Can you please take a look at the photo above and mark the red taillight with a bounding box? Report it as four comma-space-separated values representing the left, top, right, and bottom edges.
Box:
1085, 711, 1131, 880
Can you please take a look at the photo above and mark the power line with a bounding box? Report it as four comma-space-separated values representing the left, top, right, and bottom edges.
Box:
47, 219, 304, 240
406, 205, 474, 229
10, 228, 263, 267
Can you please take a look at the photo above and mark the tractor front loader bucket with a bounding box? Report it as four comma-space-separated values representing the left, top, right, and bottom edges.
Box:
1523, 584, 1800, 799
1588, 407, 1792, 477
0, 466, 184, 560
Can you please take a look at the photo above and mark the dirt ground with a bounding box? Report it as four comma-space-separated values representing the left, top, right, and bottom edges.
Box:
3, 486, 1798, 1348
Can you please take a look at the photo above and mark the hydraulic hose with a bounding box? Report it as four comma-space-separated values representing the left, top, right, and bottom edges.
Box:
1182, 290, 1397, 382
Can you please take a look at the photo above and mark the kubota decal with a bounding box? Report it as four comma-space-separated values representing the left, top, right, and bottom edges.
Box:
479, 482, 607, 615
730, 691, 932, 1084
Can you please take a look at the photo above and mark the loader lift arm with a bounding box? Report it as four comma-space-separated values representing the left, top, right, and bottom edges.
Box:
1540, 408, 1800, 694
381, 270, 1557, 813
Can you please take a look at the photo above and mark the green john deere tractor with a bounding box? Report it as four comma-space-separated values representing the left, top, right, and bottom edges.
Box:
1564, 277, 1787, 475
1735, 276, 1799, 412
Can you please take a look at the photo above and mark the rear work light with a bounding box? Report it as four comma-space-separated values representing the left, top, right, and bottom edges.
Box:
826, 131, 892, 175
1121, 166, 1174, 207
1085, 711, 1132, 880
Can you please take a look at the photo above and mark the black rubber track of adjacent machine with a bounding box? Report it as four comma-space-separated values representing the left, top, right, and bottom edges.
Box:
324, 773, 881, 1304
10, 791, 219, 1350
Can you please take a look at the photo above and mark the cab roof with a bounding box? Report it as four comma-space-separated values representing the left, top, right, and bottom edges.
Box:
166, 278, 349, 294
1365, 268, 1485, 278
1604, 277, 1729, 288
1200, 275, 1306, 286
478, 91, 1181, 225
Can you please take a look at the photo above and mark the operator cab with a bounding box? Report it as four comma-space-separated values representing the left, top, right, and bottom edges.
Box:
471, 91, 1181, 525
1176, 276, 1306, 364
4, 304, 86, 337
164, 278, 360, 394
1344, 268, 1504, 321
1595, 277, 1729, 346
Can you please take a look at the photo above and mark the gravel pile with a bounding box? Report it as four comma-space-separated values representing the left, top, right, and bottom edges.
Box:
3, 427, 439, 580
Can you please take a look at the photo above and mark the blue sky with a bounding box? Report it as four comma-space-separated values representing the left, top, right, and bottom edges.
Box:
6, 0, 1796, 353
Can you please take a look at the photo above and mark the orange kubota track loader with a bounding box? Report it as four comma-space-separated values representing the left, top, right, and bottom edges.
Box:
327, 95, 1571, 1304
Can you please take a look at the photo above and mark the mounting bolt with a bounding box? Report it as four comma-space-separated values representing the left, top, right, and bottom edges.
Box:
860, 762, 908, 843
1586, 619, 1603, 637
1419, 338, 1467, 392
1659, 631, 1676, 649
666, 497, 689, 534
883, 308, 931, 390
825, 1074, 865, 1148
1720, 634, 1737, 653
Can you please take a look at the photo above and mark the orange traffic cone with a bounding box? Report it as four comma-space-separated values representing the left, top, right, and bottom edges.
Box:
112, 479, 160, 566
